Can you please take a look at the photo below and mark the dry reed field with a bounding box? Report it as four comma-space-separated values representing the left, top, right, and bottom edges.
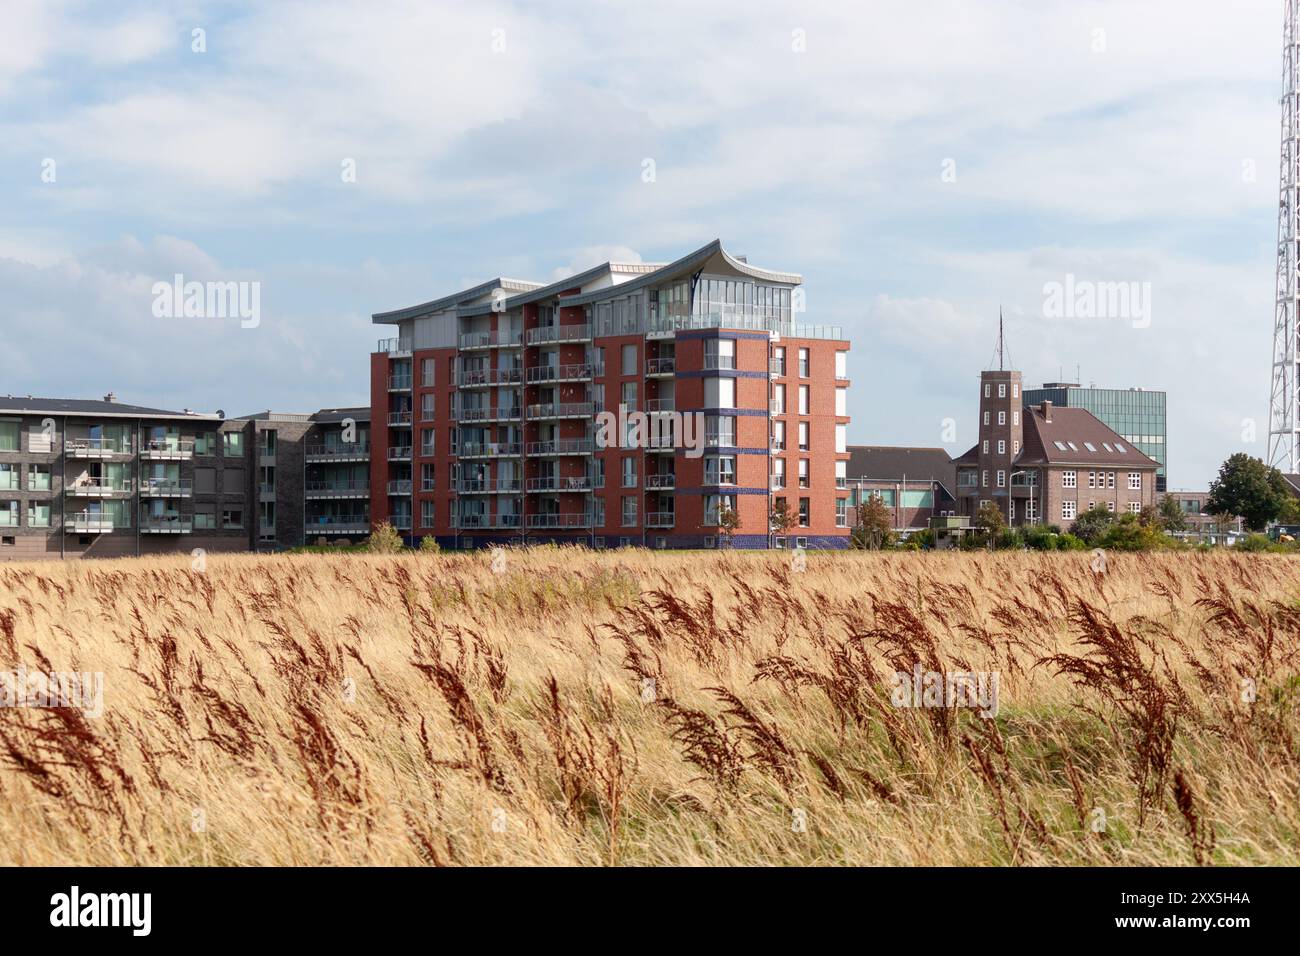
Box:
0, 548, 1297, 866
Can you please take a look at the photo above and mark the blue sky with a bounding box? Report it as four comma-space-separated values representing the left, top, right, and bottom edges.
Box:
0, 0, 1283, 488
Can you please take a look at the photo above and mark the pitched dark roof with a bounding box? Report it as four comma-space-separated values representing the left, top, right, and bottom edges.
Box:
1018, 405, 1158, 468
847, 445, 957, 494
312, 407, 370, 424
0, 396, 215, 419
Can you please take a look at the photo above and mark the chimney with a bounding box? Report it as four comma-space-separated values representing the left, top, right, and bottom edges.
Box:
1040, 400, 1052, 423
103, 392, 116, 403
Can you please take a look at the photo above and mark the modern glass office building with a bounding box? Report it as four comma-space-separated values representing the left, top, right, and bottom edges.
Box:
1022, 383, 1166, 491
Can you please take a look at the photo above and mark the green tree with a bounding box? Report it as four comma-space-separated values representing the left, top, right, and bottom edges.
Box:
1158, 493, 1186, 533
418, 534, 441, 553
1069, 506, 1114, 546
851, 494, 892, 550
769, 499, 794, 541
973, 501, 1005, 547
1206, 453, 1289, 532
365, 521, 404, 554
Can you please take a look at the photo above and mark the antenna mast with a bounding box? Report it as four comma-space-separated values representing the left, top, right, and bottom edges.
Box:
1270, 0, 1300, 471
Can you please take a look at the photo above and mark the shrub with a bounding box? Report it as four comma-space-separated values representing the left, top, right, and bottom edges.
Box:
418, 535, 441, 553
365, 521, 404, 554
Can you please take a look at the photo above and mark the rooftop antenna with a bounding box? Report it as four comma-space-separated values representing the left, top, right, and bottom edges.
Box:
997, 309, 1005, 370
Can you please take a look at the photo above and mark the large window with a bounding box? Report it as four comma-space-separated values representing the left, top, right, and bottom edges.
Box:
835, 388, 847, 416
705, 415, 735, 447
704, 377, 735, 409
705, 338, 736, 369
223, 432, 243, 456
0, 422, 18, 452
704, 456, 736, 485
798, 385, 809, 415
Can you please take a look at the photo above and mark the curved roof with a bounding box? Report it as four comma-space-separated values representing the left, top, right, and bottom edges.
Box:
457, 260, 665, 318
372, 277, 544, 325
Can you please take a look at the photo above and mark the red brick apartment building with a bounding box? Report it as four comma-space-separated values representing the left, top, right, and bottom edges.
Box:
952, 366, 1159, 526
369, 240, 852, 549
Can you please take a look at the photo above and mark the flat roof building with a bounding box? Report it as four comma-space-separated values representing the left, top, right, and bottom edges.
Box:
844, 445, 957, 531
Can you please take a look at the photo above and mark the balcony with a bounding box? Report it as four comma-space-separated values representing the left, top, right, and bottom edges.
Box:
458, 442, 522, 459
66, 477, 133, 497
304, 480, 369, 499
305, 443, 370, 463
377, 336, 412, 356
391, 515, 412, 531
770, 439, 786, 452
453, 405, 522, 424
526, 401, 597, 420
526, 363, 599, 384
646, 357, 676, 376
646, 398, 675, 413
453, 513, 523, 530
646, 473, 676, 490
456, 367, 523, 388
64, 438, 130, 458
525, 513, 593, 529
65, 512, 121, 533
769, 400, 785, 415
387, 480, 413, 495
304, 516, 371, 534
387, 411, 413, 427
388, 446, 412, 461
456, 478, 522, 494
141, 439, 194, 460
141, 515, 193, 534
526, 324, 591, 346
526, 439, 593, 456
460, 329, 522, 350
646, 511, 675, 528
526, 475, 592, 493
140, 478, 193, 497
770, 358, 786, 376
388, 374, 413, 391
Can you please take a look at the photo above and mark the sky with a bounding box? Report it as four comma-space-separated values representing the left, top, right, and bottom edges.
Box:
0, 0, 1285, 489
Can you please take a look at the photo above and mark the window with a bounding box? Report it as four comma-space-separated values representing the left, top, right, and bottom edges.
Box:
772, 420, 786, 450
222, 508, 244, 529
704, 377, 735, 409
997, 411, 1006, 426
772, 385, 786, 414
0, 423, 17, 452
834, 351, 847, 379
222, 432, 243, 456
798, 498, 810, 527
997, 440, 1005, 455
420, 500, 435, 528
1128, 501, 1142, 514
1062, 470, 1077, 489
835, 388, 847, 416
772, 458, 786, 488
1025, 497, 1038, 522
26, 464, 50, 491
984, 383, 991, 398
422, 358, 436, 386
1106, 500, 1116, 513
835, 424, 846, 454
1128, 472, 1141, 490
798, 348, 810, 377
259, 429, 277, 454
1088, 471, 1096, 489
421, 463, 435, 491
835, 499, 848, 527
1013, 441, 1019, 454
983, 411, 989, 426
1107, 472, 1116, 489
982, 470, 988, 487
705, 456, 736, 484
27, 502, 50, 527
1012, 383, 1019, 398
705, 338, 736, 369
0, 464, 16, 491
704, 494, 736, 526
798, 459, 810, 488
0, 501, 18, 527
1062, 500, 1077, 520
799, 421, 810, 451
835, 460, 846, 489
773, 347, 786, 376
998, 383, 1006, 398
982, 440, 989, 454
421, 393, 436, 421
1013, 411, 1019, 426
621, 344, 637, 375
621, 456, 637, 488
195, 431, 217, 455
1009, 499, 1016, 520
705, 415, 735, 447
798, 385, 809, 415
996, 470, 1006, 488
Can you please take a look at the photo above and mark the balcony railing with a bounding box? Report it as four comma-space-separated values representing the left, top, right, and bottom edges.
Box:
525, 513, 593, 529
387, 411, 413, 427
141, 515, 193, 534
453, 513, 523, 530
305, 443, 369, 461
526, 476, 592, 493
457, 367, 523, 387
526, 324, 591, 345
770, 358, 786, 375
645, 398, 675, 413
646, 311, 844, 341
459, 329, 522, 349
458, 442, 522, 458
377, 336, 412, 355
526, 439, 594, 456
388, 446, 412, 460
66, 477, 133, 496
525, 363, 599, 383
702, 355, 737, 370
141, 478, 193, 497
526, 402, 597, 420
304, 480, 369, 497
64, 437, 130, 457
646, 511, 675, 528
141, 439, 194, 459
646, 357, 676, 376
65, 512, 122, 533
387, 480, 413, 495
304, 516, 371, 533
646, 473, 676, 490
388, 374, 413, 390
0, 513, 18, 527
391, 515, 412, 531
456, 478, 522, 494
453, 406, 522, 423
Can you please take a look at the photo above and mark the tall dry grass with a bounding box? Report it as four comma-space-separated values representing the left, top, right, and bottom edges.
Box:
0, 548, 1296, 865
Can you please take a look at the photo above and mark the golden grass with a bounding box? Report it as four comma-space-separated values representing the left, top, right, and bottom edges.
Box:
0, 548, 1296, 866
